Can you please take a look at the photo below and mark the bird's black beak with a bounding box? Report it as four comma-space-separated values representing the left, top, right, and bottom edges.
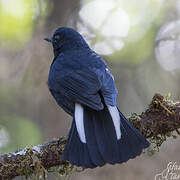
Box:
44, 37, 53, 42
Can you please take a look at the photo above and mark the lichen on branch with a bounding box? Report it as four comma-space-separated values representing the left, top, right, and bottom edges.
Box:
0, 93, 180, 179
129, 93, 180, 154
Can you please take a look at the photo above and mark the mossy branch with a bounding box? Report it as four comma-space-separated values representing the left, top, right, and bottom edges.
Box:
0, 93, 180, 179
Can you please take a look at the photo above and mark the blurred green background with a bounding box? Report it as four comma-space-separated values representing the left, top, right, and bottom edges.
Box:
0, 0, 180, 179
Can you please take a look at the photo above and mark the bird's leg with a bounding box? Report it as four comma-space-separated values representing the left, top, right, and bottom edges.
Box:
107, 105, 121, 140
75, 103, 86, 143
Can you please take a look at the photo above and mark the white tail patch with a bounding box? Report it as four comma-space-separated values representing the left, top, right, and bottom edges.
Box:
75, 103, 86, 143
107, 105, 121, 140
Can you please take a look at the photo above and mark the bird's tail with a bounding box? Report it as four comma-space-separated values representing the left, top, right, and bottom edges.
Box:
62, 105, 150, 168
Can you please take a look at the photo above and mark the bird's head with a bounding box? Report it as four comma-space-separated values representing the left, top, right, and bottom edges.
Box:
44, 27, 89, 57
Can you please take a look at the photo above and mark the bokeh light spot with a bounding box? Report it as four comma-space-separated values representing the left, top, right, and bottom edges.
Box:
1, 0, 28, 18
155, 20, 180, 71
79, 0, 115, 29
0, 128, 9, 150
79, 0, 163, 58
0, 0, 48, 48
101, 8, 130, 37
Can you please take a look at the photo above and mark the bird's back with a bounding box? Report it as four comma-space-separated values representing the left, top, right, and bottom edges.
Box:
48, 49, 107, 115
49, 49, 107, 82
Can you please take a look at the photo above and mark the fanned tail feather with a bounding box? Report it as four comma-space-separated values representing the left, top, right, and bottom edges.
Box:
62, 105, 149, 168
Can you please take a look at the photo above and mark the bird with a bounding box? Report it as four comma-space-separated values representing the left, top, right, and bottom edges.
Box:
45, 27, 150, 168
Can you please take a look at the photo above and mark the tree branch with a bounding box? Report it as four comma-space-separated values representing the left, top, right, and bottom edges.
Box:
0, 93, 180, 179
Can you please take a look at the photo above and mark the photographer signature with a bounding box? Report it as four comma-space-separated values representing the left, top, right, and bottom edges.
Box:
155, 162, 180, 180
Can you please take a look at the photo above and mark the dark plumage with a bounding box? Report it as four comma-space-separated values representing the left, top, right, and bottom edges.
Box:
45, 27, 149, 168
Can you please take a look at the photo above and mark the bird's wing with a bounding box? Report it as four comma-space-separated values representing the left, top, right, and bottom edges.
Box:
85, 51, 118, 106
61, 68, 104, 110
48, 61, 104, 113
95, 66, 118, 106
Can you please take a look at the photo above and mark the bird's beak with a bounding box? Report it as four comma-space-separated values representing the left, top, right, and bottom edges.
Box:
44, 37, 53, 42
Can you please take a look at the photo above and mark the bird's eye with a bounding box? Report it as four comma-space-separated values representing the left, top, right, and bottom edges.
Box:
54, 35, 60, 42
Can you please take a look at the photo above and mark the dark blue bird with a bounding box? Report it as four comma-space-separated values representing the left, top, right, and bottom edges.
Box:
45, 27, 149, 168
